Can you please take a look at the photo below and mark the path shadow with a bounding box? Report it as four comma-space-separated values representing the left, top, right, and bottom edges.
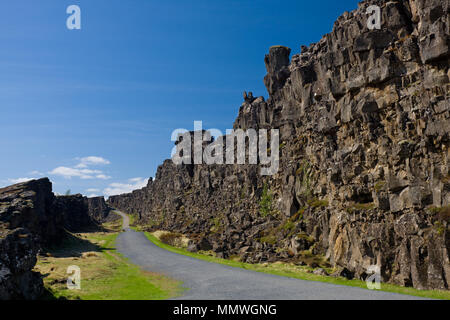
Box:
41, 230, 115, 258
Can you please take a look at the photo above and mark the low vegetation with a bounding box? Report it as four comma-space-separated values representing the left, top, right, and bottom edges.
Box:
35, 219, 181, 300
307, 198, 329, 208
374, 181, 386, 192
156, 231, 190, 248
428, 205, 450, 223
143, 228, 450, 300
346, 202, 375, 213
210, 215, 224, 233
259, 183, 275, 217
296, 160, 315, 200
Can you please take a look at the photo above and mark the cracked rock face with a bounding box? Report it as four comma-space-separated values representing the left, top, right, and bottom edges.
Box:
0, 179, 110, 299
0, 228, 42, 300
109, 0, 449, 290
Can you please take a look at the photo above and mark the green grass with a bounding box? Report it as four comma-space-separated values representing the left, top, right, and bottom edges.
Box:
307, 198, 329, 208
143, 232, 450, 300
36, 225, 182, 300
374, 181, 386, 192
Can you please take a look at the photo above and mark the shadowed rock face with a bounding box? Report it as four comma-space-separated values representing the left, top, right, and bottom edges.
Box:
87, 196, 111, 223
114, 0, 449, 290
0, 179, 110, 299
0, 228, 42, 300
0, 178, 61, 246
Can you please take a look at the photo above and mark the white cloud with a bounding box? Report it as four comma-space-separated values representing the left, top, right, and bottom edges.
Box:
49, 166, 102, 179
5, 171, 45, 186
29, 170, 44, 176
87, 193, 99, 198
49, 156, 112, 181
75, 156, 110, 168
8, 177, 34, 184
96, 174, 111, 180
86, 188, 100, 193
103, 177, 148, 197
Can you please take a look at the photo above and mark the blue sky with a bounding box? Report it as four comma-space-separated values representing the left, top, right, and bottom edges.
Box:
0, 0, 359, 197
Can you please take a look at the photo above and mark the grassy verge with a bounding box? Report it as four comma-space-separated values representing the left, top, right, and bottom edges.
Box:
143, 232, 450, 300
34, 220, 182, 300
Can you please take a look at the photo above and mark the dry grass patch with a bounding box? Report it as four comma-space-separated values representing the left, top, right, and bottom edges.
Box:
35, 226, 182, 300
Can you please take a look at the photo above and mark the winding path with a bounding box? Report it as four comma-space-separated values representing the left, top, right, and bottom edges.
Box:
114, 211, 424, 300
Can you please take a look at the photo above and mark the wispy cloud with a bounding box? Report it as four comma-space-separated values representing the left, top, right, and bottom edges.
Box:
103, 177, 148, 197
7, 177, 34, 184
3, 170, 47, 187
29, 170, 44, 176
49, 156, 112, 180
75, 156, 110, 168
49, 167, 102, 179
96, 174, 112, 180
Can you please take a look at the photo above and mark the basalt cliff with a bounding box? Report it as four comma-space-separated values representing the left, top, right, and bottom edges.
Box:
0, 178, 110, 299
108, 0, 450, 290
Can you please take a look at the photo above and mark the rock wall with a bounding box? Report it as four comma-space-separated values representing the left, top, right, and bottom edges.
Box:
0, 228, 42, 299
0, 178, 62, 246
109, 0, 449, 290
87, 196, 111, 224
0, 178, 110, 299
54, 195, 111, 232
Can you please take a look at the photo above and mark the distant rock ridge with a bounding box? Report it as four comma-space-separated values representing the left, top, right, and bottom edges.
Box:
0, 178, 111, 299
108, 0, 449, 290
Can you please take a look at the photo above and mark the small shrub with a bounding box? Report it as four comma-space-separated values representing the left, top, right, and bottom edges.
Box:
296, 232, 314, 243
291, 208, 305, 222
347, 202, 375, 213
428, 206, 442, 215
354, 202, 375, 210
374, 181, 385, 192
160, 232, 183, 247
296, 160, 315, 200
282, 220, 296, 231
307, 198, 329, 208
429, 205, 450, 223
229, 255, 241, 262
240, 185, 247, 199
434, 221, 445, 236
439, 206, 450, 223
210, 216, 223, 233
259, 183, 273, 217
259, 235, 277, 245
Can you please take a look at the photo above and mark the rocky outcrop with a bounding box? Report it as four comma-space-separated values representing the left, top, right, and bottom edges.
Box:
53, 195, 94, 232
54, 195, 111, 232
0, 178, 62, 245
109, 0, 449, 290
0, 178, 110, 299
87, 196, 111, 223
0, 228, 42, 299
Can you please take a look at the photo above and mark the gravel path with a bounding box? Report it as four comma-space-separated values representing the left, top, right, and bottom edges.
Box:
114, 211, 424, 300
